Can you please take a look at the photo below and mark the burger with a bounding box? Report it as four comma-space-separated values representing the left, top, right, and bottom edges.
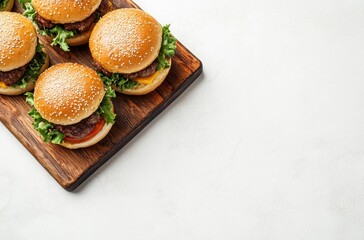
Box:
0, 12, 49, 96
20, 0, 111, 51
25, 63, 116, 149
0, 0, 14, 11
90, 8, 177, 95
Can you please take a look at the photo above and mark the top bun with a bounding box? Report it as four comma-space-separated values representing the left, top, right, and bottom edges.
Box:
34, 63, 105, 125
32, 0, 102, 24
90, 8, 162, 74
0, 12, 37, 72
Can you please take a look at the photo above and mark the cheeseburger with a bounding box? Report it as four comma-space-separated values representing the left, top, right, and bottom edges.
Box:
20, 0, 111, 51
25, 63, 116, 149
90, 8, 177, 95
0, 0, 14, 11
0, 12, 49, 95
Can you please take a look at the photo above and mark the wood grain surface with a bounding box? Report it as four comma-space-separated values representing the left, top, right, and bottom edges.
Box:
0, 0, 202, 191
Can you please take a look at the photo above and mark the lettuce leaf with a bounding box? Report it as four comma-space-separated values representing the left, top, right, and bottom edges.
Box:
12, 43, 47, 89
99, 72, 138, 92
21, 0, 36, 20
46, 26, 74, 52
0, 0, 9, 9
25, 92, 64, 144
96, 86, 116, 124
105, 85, 116, 98
19, 0, 31, 9
157, 25, 177, 70
25, 86, 116, 144
21, 1, 74, 52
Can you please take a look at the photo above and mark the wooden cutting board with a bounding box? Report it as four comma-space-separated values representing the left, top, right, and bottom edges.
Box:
0, 0, 202, 191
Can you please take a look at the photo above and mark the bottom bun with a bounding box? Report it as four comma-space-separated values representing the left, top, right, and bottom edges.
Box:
1, 0, 14, 11
60, 120, 114, 149
0, 48, 49, 96
66, 24, 95, 46
116, 59, 172, 95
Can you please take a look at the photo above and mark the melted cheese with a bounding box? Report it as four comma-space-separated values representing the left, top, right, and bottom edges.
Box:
135, 71, 159, 85
0, 82, 7, 89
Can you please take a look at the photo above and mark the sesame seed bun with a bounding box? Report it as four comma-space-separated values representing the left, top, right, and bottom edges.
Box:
60, 116, 113, 149
118, 59, 172, 95
90, 8, 162, 74
34, 63, 105, 125
32, 0, 102, 24
0, 45, 49, 96
0, 12, 37, 72
0, 0, 14, 11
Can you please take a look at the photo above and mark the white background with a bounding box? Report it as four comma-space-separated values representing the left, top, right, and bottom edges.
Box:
2, 0, 364, 239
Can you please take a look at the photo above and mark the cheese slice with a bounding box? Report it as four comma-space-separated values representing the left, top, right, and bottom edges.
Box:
0, 82, 7, 89
135, 71, 159, 85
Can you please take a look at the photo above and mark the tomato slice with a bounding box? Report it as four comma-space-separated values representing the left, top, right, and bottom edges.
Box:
64, 117, 106, 144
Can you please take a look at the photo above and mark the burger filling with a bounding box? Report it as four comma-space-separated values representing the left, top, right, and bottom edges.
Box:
0, 43, 46, 89
0, 0, 9, 9
25, 86, 116, 144
54, 113, 102, 140
20, 0, 110, 51
95, 59, 160, 80
98, 25, 177, 92
0, 65, 27, 86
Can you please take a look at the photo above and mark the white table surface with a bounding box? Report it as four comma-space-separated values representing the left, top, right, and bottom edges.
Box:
2, 0, 364, 239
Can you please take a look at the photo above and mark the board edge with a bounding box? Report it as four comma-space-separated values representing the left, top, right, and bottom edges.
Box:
65, 60, 203, 191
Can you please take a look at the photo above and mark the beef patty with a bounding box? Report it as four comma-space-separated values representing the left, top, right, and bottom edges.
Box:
0, 65, 28, 86
36, 13, 55, 29
98, 0, 110, 17
55, 113, 102, 140
93, 60, 159, 80
124, 60, 159, 80
64, 13, 96, 33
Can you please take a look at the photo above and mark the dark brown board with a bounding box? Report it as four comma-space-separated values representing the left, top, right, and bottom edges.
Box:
0, 0, 203, 191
